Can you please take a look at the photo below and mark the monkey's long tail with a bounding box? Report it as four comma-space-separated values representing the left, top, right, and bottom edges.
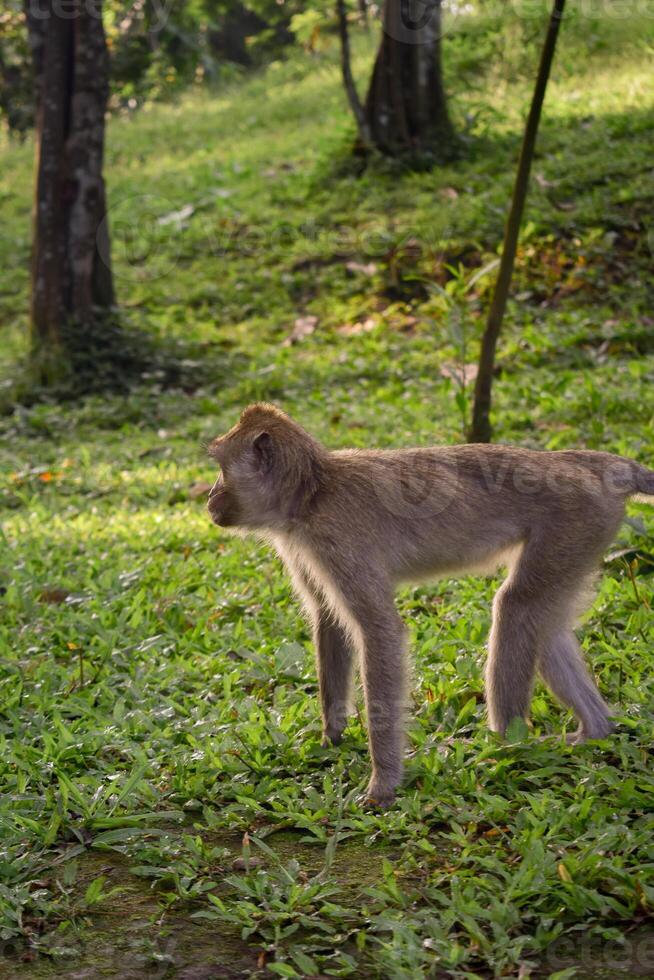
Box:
630, 462, 654, 503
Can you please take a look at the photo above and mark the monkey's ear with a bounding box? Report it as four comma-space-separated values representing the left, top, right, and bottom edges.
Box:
253, 431, 274, 472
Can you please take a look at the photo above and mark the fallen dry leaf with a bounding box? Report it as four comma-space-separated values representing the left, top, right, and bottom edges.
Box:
398, 237, 422, 259
557, 862, 573, 883
552, 199, 576, 212
534, 172, 556, 189
157, 203, 194, 226
345, 260, 377, 277
398, 315, 419, 334
440, 362, 478, 385
336, 318, 376, 337
283, 315, 318, 346
38, 588, 70, 604
188, 481, 213, 500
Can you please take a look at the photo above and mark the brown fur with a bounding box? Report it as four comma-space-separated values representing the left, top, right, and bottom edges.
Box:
207, 403, 654, 804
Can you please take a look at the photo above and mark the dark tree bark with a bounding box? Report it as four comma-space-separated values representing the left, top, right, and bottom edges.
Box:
364, 0, 451, 156
468, 0, 565, 443
24, 0, 48, 99
336, 0, 371, 147
28, 0, 114, 375
208, 3, 268, 66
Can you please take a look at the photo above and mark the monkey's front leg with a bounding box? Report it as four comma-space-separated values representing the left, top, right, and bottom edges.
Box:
314, 614, 354, 746
357, 607, 409, 807
283, 558, 355, 747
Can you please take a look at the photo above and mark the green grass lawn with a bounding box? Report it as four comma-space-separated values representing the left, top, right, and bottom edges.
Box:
1, 8, 654, 978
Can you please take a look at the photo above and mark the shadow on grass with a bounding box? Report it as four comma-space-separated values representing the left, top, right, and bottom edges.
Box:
0, 830, 391, 980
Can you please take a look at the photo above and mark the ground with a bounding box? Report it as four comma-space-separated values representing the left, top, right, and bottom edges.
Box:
0, 7, 653, 978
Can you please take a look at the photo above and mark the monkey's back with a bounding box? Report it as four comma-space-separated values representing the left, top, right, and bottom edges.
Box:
317, 444, 636, 581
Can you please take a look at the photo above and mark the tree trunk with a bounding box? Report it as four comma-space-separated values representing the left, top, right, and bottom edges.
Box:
364, 0, 451, 156
207, 3, 268, 67
468, 0, 565, 443
28, 0, 114, 376
24, 0, 48, 101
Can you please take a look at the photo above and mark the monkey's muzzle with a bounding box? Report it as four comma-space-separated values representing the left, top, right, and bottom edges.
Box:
207, 481, 236, 526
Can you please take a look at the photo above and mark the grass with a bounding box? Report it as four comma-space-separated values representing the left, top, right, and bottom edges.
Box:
1, 7, 654, 977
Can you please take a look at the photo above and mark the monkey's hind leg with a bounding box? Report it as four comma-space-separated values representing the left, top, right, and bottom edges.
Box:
486, 578, 544, 737
486, 532, 615, 741
539, 631, 613, 742
484, 531, 584, 736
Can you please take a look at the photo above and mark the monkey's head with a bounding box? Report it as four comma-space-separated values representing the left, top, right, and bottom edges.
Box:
207, 404, 326, 531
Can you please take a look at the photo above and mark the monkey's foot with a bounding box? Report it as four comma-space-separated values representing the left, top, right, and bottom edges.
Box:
321, 728, 345, 748
363, 791, 396, 810
364, 775, 401, 809
566, 720, 615, 745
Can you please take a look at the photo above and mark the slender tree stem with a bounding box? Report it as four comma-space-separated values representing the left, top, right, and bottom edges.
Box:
336, 0, 371, 147
468, 0, 565, 443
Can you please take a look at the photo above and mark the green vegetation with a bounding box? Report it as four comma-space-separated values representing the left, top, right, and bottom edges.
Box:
1, 10, 653, 978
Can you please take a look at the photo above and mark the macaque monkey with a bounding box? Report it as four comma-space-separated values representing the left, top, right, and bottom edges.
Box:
207, 404, 654, 805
